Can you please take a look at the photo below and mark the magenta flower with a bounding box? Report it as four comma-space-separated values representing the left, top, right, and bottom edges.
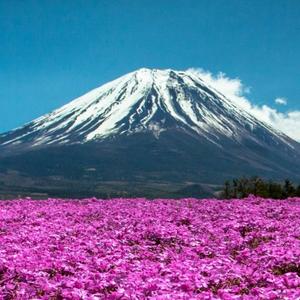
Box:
0, 196, 300, 298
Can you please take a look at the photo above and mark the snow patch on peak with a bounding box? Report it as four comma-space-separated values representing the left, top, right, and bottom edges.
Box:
147, 121, 166, 139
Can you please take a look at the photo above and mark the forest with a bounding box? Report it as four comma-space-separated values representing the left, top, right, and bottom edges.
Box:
221, 177, 300, 199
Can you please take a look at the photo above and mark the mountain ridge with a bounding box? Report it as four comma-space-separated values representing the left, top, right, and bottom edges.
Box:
0, 68, 299, 198
1, 68, 296, 149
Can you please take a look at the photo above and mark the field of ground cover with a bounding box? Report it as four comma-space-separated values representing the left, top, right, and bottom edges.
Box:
0, 196, 300, 299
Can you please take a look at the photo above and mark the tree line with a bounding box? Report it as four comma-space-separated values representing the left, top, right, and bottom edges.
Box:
221, 177, 300, 199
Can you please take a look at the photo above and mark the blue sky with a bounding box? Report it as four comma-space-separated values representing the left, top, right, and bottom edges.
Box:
0, 0, 299, 138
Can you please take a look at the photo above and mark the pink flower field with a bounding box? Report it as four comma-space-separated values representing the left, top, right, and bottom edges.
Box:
1, 196, 300, 299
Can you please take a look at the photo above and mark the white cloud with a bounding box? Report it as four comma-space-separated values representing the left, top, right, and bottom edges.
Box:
186, 68, 300, 142
275, 97, 287, 105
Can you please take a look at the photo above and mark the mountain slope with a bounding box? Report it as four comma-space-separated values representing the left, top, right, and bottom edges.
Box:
0, 68, 296, 149
0, 68, 299, 197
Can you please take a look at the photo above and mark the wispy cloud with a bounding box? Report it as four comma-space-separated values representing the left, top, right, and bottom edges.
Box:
186, 68, 300, 142
275, 97, 287, 105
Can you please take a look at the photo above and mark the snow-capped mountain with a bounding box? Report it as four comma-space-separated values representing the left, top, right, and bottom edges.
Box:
0, 68, 299, 198
0, 68, 295, 149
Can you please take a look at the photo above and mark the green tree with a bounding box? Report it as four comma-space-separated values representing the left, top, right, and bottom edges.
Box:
283, 179, 296, 198
232, 179, 238, 198
296, 185, 300, 197
221, 180, 231, 199
268, 181, 283, 199
254, 178, 268, 198
236, 177, 249, 198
